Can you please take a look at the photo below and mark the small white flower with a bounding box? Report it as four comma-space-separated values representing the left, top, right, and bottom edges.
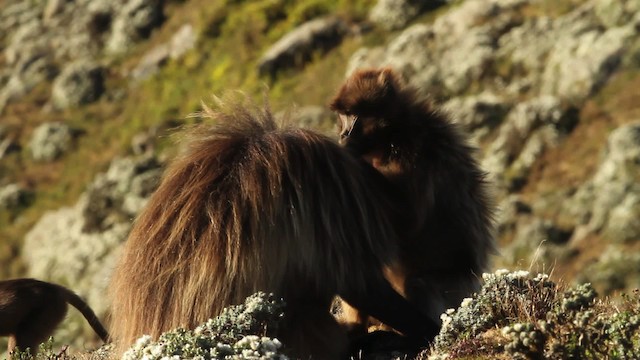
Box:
134, 335, 153, 349
511, 270, 530, 278
501, 326, 511, 335
440, 313, 453, 328
446, 308, 455, 315
150, 344, 164, 357
534, 273, 549, 281
242, 349, 257, 358
460, 297, 473, 308
495, 269, 510, 276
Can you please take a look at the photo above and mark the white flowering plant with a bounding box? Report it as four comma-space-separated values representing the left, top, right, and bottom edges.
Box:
427, 269, 640, 360
121, 292, 288, 360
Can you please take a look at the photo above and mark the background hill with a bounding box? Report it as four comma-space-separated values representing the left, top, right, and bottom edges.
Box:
1, 0, 639, 352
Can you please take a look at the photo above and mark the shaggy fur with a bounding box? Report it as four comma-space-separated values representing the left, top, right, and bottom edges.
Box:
331, 68, 496, 329
109, 96, 438, 359
0, 278, 109, 355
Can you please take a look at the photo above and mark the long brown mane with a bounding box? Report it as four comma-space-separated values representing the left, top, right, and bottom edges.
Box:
108, 95, 412, 357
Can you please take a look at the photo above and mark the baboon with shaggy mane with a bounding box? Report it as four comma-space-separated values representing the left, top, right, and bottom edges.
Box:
330, 67, 495, 333
109, 96, 439, 359
0, 278, 109, 355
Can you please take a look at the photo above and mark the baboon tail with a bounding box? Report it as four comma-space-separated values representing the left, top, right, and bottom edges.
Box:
58, 285, 110, 342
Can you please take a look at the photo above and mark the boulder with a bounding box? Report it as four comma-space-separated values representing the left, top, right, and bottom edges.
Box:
258, 17, 348, 77
105, 0, 164, 54
51, 60, 104, 109
0, 183, 28, 209
29, 122, 74, 162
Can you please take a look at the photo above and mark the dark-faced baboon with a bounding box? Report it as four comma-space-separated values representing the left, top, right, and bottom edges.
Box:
108, 96, 439, 359
0, 278, 109, 355
330, 67, 495, 332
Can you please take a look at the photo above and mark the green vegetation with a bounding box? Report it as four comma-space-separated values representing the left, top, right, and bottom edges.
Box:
427, 270, 640, 360
9, 272, 640, 359
0, 0, 381, 279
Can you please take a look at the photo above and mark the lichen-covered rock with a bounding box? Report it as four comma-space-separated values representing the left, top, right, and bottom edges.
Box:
577, 247, 640, 294
345, 0, 526, 97
82, 155, 162, 232
105, 0, 165, 54
566, 122, 640, 243
502, 217, 574, 267
0, 125, 20, 159
369, 0, 424, 30
482, 96, 577, 191
51, 60, 105, 109
29, 122, 74, 161
594, 0, 640, 27
23, 154, 163, 346
293, 105, 332, 130
258, 16, 348, 77
605, 194, 640, 243
443, 92, 509, 142
541, 24, 635, 103
131, 24, 197, 80
0, 51, 58, 113
0, 183, 28, 209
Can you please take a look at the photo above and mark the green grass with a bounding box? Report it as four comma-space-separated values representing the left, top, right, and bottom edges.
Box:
0, 0, 384, 279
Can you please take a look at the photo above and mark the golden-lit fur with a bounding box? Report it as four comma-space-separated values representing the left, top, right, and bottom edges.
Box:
109, 96, 438, 359
0, 278, 109, 355
331, 68, 496, 330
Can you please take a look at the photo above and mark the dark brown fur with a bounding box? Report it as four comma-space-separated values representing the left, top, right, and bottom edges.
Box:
330, 68, 495, 330
108, 96, 439, 359
0, 278, 109, 355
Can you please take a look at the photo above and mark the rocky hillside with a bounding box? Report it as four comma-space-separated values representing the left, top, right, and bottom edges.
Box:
1, 0, 639, 351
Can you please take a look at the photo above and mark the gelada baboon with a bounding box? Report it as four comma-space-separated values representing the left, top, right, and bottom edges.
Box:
0, 278, 110, 355
330, 67, 495, 332
109, 95, 439, 359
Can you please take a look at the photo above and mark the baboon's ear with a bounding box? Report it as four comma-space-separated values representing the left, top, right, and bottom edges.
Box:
377, 68, 400, 99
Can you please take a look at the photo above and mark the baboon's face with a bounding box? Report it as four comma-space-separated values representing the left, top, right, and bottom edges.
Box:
338, 113, 394, 166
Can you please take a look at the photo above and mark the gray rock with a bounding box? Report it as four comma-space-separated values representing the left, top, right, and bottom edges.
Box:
106, 0, 164, 54
43, 0, 67, 23
0, 125, 20, 160
24, 199, 131, 329
51, 61, 104, 109
0, 183, 28, 209
541, 24, 636, 102
29, 122, 73, 162
131, 45, 170, 81
434, 25, 498, 95
23, 154, 163, 345
369, 0, 422, 31
168, 24, 197, 59
346, 0, 526, 97
495, 194, 532, 235
82, 155, 162, 232
577, 247, 640, 295
482, 96, 576, 190
131, 24, 197, 80
294, 105, 332, 130
0, 1, 41, 37
594, 0, 640, 27
258, 17, 348, 77
605, 193, 640, 243
565, 122, 640, 244
501, 216, 574, 268
0, 52, 58, 113
344, 23, 436, 83
443, 92, 508, 142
